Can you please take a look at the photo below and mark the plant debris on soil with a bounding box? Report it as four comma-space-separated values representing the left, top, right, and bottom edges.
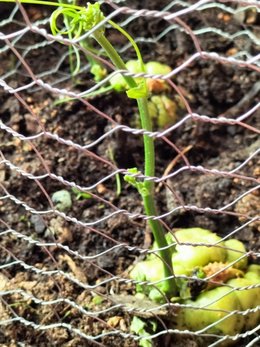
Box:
0, 1, 259, 346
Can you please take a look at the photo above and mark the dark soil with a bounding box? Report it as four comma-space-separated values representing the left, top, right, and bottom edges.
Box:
0, 1, 259, 346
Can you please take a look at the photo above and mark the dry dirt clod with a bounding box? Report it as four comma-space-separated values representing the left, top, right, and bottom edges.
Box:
59, 254, 88, 284
97, 183, 107, 194
235, 192, 260, 232
107, 315, 123, 328
0, 166, 6, 182
24, 113, 42, 134
47, 217, 73, 243
0, 273, 10, 321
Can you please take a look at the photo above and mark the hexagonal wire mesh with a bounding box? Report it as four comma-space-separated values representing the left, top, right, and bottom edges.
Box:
0, 0, 259, 346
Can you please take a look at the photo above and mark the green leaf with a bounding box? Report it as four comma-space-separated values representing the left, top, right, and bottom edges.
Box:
124, 167, 140, 189
124, 168, 149, 197
150, 320, 157, 332
126, 80, 148, 99
82, 3, 105, 33
90, 63, 107, 82
91, 295, 104, 305
130, 316, 153, 347
131, 316, 146, 332
71, 187, 91, 200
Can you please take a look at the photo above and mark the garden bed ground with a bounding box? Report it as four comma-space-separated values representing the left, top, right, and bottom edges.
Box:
0, 1, 259, 346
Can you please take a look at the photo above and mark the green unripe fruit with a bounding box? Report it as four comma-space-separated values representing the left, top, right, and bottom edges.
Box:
109, 60, 142, 91
228, 277, 260, 329
145, 61, 171, 76
246, 264, 260, 278
171, 228, 226, 271
109, 60, 172, 92
148, 95, 177, 128
224, 239, 248, 269
178, 286, 244, 335
130, 258, 173, 302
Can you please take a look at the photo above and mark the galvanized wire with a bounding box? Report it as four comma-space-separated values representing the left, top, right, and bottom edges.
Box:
0, 0, 259, 345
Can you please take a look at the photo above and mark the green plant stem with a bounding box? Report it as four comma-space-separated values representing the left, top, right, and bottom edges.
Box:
93, 33, 136, 89
94, 32, 177, 296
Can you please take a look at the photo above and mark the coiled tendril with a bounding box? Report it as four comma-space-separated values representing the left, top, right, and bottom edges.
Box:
50, 2, 105, 39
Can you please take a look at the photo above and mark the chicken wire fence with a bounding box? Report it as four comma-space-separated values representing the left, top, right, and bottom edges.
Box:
0, 0, 259, 346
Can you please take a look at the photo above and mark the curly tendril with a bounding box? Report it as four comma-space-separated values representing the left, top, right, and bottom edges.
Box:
50, 2, 105, 39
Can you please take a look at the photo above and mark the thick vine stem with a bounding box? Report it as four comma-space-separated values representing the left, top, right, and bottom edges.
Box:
94, 32, 177, 296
